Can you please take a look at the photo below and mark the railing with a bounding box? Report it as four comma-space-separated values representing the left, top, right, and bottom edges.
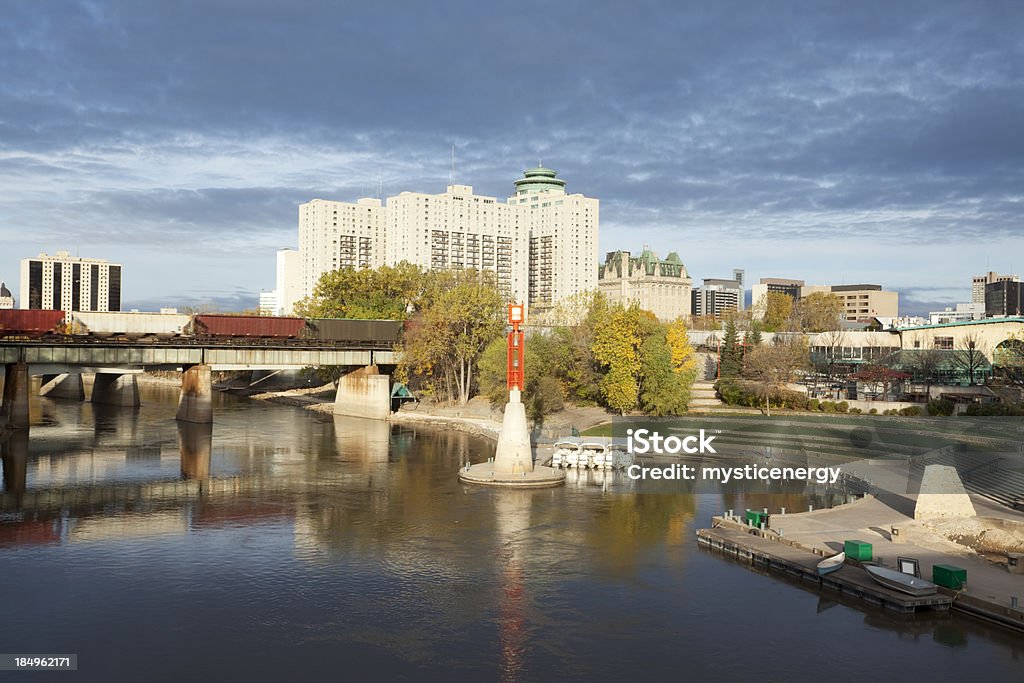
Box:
961, 457, 1004, 483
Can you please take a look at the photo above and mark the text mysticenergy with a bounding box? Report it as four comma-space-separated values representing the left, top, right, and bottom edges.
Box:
626, 463, 842, 485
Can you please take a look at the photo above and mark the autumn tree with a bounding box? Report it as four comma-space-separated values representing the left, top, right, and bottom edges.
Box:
397, 270, 505, 405
591, 303, 646, 414
743, 336, 809, 416
793, 292, 844, 332
760, 291, 794, 332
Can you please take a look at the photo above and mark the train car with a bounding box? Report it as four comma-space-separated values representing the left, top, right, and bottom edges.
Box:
68, 311, 192, 339
189, 314, 307, 339
0, 309, 66, 338
306, 318, 403, 346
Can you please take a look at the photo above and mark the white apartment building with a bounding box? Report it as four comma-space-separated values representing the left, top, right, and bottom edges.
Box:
298, 197, 385, 299
19, 251, 122, 312
297, 167, 598, 308
275, 248, 302, 315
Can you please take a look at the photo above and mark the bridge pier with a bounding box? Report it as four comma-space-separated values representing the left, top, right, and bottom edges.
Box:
1, 362, 30, 429
40, 373, 85, 401
91, 372, 141, 407
334, 365, 391, 420
177, 364, 213, 424
178, 421, 212, 479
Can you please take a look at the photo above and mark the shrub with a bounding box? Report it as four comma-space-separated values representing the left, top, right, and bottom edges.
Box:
898, 406, 922, 416
821, 401, 836, 413
807, 398, 819, 412
836, 401, 849, 413
926, 398, 955, 417
868, 408, 877, 415
964, 402, 1024, 416
849, 407, 862, 414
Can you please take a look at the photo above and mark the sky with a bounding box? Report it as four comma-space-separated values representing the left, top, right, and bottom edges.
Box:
1, 1, 1022, 315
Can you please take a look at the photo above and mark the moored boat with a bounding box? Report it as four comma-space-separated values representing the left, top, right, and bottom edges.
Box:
817, 551, 845, 576
864, 564, 938, 596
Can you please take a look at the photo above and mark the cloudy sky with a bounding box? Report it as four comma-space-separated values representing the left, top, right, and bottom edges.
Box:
2, 1, 1022, 314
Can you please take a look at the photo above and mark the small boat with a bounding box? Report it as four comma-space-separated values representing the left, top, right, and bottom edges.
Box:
864, 564, 938, 596
552, 436, 581, 469
608, 438, 633, 469
579, 441, 606, 470
817, 552, 845, 576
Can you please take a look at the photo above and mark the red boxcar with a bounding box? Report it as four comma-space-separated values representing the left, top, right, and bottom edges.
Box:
190, 314, 307, 338
0, 309, 66, 338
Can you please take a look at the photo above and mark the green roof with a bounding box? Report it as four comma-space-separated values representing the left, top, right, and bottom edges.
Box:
897, 317, 1024, 331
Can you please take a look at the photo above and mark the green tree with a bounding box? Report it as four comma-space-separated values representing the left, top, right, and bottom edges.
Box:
719, 319, 742, 379
397, 270, 505, 405
295, 261, 428, 320
743, 336, 810, 416
638, 325, 690, 416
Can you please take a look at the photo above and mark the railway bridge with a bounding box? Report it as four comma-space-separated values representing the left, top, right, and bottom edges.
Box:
0, 341, 399, 429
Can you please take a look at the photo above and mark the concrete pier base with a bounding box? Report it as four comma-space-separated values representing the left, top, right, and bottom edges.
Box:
176, 364, 212, 424
40, 373, 85, 401
1, 362, 30, 429
915, 464, 977, 521
0, 428, 29, 494
334, 365, 391, 420
460, 390, 565, 488
91, 373, 141, 407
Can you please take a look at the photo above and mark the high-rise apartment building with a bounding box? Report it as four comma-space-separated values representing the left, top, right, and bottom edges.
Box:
19, 251, 121, 312
972, 271, 1019, 304
598, 248, 692, 321
297, 167, 598, 308
692, 276, 743, 317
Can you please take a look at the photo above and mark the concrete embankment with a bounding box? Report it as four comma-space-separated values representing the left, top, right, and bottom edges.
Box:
699, 495, 1024, 633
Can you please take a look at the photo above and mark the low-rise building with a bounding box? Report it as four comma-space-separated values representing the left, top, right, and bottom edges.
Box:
598, 248, 691, 321
928, 303, 985, 325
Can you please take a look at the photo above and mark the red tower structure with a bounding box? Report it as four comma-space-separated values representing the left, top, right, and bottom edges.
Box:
507, 304, 525, 392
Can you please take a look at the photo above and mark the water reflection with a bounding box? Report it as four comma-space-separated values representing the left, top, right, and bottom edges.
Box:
0, 388, 1021, 681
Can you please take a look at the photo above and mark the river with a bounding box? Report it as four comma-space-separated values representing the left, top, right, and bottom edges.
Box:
0, 385, 1020, 681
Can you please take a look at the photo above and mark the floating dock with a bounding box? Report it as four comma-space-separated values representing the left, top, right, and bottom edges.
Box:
696, 523, 952, 613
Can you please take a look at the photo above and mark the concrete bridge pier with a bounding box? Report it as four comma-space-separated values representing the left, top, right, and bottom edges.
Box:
91, 372, 141, 407
1, 362, 30, 429
178, 421, 213, 479
176, 364, 213, 424
40, 373, 85, 401
334, 365, 391, 420
0, 428, 29, 494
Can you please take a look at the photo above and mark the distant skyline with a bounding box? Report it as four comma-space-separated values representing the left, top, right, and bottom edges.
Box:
2, 1, 1022, 315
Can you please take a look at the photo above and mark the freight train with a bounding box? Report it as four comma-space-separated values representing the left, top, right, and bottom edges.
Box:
0, 310, 403, 348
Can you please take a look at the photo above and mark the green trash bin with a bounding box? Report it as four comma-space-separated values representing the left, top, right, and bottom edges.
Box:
844, 539, 873, 562
745, 510, 769, 528
933, 564, 967, 589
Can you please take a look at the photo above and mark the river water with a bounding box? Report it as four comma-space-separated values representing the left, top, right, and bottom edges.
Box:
0, 385, 1021, 681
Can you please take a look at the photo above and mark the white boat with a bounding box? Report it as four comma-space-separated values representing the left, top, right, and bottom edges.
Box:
608, 438, 633, 469
817, 552, 845, 576
864, 564, 938, 596
551, 436, 581, 469
579, 442, 606, 470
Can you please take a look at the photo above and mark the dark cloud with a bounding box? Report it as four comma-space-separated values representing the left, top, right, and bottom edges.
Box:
1, 1, 1023, 308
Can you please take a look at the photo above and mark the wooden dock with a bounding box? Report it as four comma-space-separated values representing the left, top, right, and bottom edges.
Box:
696, 524, 952, 613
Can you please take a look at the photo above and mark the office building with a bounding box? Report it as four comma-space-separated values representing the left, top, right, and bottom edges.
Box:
0, 282, 14, 309
19, 251, 121, 312
985, 280, 1024, 317
972, 271, 1019, 304
298, 167, 598, 308
692, 275, 743, 317
751, 278, 803, 318
928, 303, 985, 325
829, 284, 898, 322
598, 248, 692, 321
274, 248, 302, 316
